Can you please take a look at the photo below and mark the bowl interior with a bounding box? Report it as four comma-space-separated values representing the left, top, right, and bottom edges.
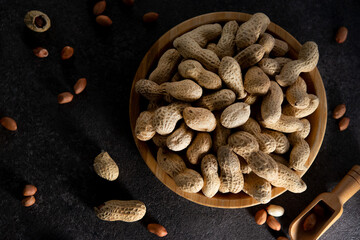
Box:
129, 12, 327, 208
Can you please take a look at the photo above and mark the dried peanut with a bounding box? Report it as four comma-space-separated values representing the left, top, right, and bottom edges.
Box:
335, 26, 348, 44
283, 94, 319, 118
270, 162, 307, 193
135, 79, 166, 101
95, 200, 146, 222
285, 76, 310, 109
23, 185, 37, 196
195, 89, 236, 111
228, 131, 259, 158
234, 44, 266, 69
244, 66, 270, 95
74, 78, 87, 95
147, 223, 168, 237
166, 123, 194, 151
332, 104, 346, 119
186, 133, 212, 165
153, 102, 190, 135
220, 102, 251, 128
262, 129, 290, 154
276, 41, 319, 87
160, 80, 202, 102
22, 196, 36, 207
201, 154, 220, 198
143, 12, 159, 23
61, 46, 74, 60
258, 57, 292, 76
235, 13, 270, 49
255, 209, 268, 225
178, 60, 222, 89
261, 81, 283, 124
57, 92, 73, 104
33, 47, 49, 58
303, 213, 317, 231
259, 33, 275, 57
182, 24, 222, 48
217, 146, 244, 193
0, 117, 17, 131
219, 56, 247, 99
173, 36, 220, 72
183, 107, 216, 132
96, 15, 112, 26
135, 111, 156, 141
271, 39, 289, 57
149, 49, 182, 84
259, 114, 304, 133
173, 168, 204, 193
93, 1, 106, 15
215, 20, 238, 58
266, 215, 281, 231
244, 173, 271, 203
339, 117, 350, 131
94, 152, 119, 181
267, 204, 285, 217
246, 150, 278, 181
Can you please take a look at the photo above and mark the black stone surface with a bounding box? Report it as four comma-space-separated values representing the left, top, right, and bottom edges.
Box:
0, 0, 360, 239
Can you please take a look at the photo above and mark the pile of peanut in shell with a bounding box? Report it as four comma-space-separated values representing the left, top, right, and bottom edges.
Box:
134, 12, 320, 203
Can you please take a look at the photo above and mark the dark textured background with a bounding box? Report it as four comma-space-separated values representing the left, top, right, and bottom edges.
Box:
0, 0, 360, 239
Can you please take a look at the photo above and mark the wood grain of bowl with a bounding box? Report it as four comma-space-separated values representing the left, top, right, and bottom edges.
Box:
129, 12, 327, 208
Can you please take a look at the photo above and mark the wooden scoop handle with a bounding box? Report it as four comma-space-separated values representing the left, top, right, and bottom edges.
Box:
331, 165, 360, 205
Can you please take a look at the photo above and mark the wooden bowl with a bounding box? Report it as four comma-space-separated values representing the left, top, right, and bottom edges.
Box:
129, 12, 327, 208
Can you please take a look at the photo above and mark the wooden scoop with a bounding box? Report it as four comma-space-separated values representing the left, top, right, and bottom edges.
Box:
289, 165, 360, 240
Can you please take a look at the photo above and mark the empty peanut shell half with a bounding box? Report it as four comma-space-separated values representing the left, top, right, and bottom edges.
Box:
24, 10, 51, 32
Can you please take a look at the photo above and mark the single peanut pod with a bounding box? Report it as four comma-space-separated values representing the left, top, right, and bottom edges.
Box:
201, 154, 221, 198
195, 89, 236, 111
173, 168, 204, 193
135, 111, 156, 141
152, 134, 169, 148
239, 156, 252, 174
283, 94, 319, 118
266, 215, 281, 231
228, 131, 259, 159
243, 172, 272, 203
186, 133, 212, 165
258, 57, 292, 76
244, 66, 271, 96
182, 23, 222, 48
93, 152, 119, 181
94, 200, 146, 222
286, 76, 310, 109
149, 49, 182, 84
153, 102, 190, 135
166, 123, 194, 151
0, 117, 17, 131
246, 151, 278, 182
160, 80, 202, 102
219, 56, 247, 99
254, 209, 268, 225
259, 114, 304, 133
173, 36, 220, 72
217, 146, 244, 194
135, 79, 165, 101
262, 129, 290, 154
270, 162, 307, 193
23, 185, 38, 196
235, 13, 270, 49
271, 39, 289, 57
276, 41, 319, 87
215, 20, 238, 58
332, 104, 346, 119
243, 94, 258, 105
220, 102, 251, 129
178, 60, 222, 89
234, 44, 266, 69
261, 81, 283, 124
213, 114, 231, 153
267, 204, 285, 217
157, 148, 186, 177
270, 153, 289, 167
183, 107, 216, 132
147, 223, 168, 237
259, 33, 275, 57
